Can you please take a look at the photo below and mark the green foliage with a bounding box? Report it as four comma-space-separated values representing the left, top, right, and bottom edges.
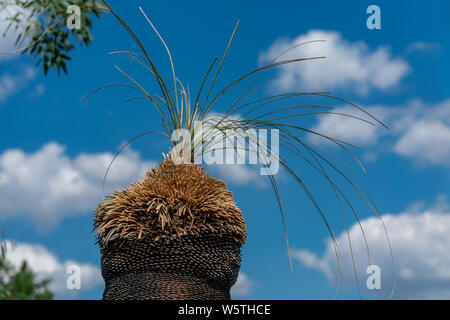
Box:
0, 240, 53, 300
0, 0, 105, 74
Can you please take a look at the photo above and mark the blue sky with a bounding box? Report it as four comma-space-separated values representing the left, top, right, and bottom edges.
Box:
0, 0, 449, 299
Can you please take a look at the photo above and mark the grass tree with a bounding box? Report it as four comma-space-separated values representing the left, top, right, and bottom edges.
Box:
91, 1, 395, 300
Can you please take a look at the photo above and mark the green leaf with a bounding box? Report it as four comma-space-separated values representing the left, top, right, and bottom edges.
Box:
1, 0, 104, 75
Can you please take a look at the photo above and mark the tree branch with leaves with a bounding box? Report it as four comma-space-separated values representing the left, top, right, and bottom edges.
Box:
0, 0, 106, 74
0, 239, 53, 300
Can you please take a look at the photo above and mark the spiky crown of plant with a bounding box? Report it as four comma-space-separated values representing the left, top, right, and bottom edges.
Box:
88, 0, 396, 299
94, 159, 246, 246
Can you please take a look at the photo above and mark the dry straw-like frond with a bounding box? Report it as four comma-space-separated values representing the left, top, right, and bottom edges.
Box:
94, 159, 246, 246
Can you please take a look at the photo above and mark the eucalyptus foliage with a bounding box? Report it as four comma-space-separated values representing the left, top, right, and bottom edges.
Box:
0, 0, 105, 74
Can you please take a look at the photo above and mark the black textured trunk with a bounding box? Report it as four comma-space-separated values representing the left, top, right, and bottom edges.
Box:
100, 230, 242, 300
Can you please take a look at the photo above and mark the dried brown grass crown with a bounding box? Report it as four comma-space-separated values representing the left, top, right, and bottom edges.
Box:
94, 159, 247, 246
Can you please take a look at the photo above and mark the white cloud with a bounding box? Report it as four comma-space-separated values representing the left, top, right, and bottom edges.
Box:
0, 66, 36, 102
0, 3, 31, 61
0, 5, 41, 103
2, 240, 102, 298
210, 164, 266, 187
0, 142, 156, 231
394, 120, 450, 166
231, 272, 254, 297
199, 113, 270, 186
259, 30, 410, 95
308, 98, 450, 166
293, 195, 450, 299
309, 106, 388, 147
